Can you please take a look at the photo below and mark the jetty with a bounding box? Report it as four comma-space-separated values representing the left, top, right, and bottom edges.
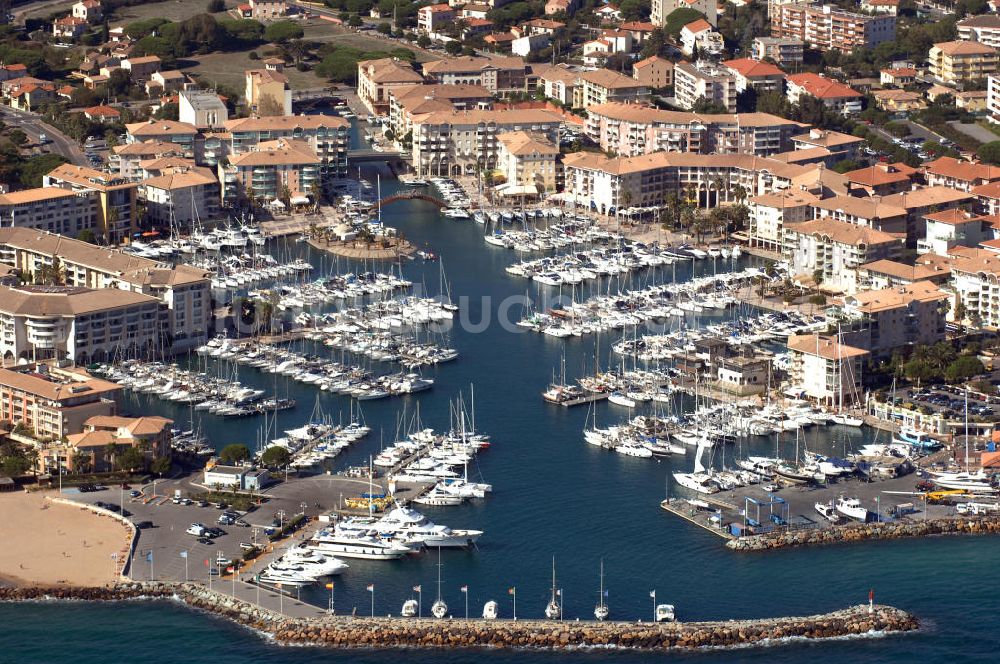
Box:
0, 583, 919, 652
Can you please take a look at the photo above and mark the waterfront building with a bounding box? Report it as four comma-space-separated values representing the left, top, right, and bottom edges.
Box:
0, 227, 212, 355
204, 464, 270, 490
783, 217, 904, 293
562, 151, 813, 213
220, 138, 320, 206
42, 165, 137, 245
496, 131, 560, 192
111, 141, 187, 180
928, 40, 1000, 85
137, 166, 220, 226
586, 102, 806, 157
59, 414, 172, 473
0, 363, 121, 439
408, 108, 561, 177
771, 4, 896, 52
946, 249, 1000, 329
785, 334, 869, 405
223, 115, 350, 177
809, 195, 908, 235
835, 281, 949, 357
388, 83, 493, 142
747, 188, 818, 252
357, 58, 424, 115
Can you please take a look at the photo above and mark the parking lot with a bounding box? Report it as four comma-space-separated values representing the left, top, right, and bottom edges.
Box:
902, 384, 999, 421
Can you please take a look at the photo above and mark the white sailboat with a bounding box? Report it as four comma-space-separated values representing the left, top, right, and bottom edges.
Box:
594, 559, 609, 621
431, 547, 448, 619
544, 557, 560, 619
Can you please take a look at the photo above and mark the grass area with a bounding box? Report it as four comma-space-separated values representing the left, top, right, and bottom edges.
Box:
301, 21, 436, 63
978, 120, 1000, 140
186, 50, 320, 90
107, 0, 231, 24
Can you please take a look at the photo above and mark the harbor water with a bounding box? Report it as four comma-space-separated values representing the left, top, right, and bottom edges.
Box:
3, 175, 996, 662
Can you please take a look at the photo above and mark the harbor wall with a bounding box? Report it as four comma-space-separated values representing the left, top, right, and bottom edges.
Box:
728, 515, 1000, 551
0, 583, 918, 651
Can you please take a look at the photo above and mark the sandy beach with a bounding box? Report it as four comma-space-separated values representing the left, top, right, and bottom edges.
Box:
0, 491, 131, 588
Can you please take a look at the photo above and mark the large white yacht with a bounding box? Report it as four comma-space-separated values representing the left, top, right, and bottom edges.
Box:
309, 529, 415, 560
338, 506, 482, 548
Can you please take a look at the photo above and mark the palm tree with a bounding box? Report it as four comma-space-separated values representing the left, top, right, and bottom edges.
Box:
103, 443, 117, 472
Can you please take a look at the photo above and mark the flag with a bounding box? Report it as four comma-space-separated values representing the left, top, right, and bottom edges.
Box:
460, 585, 468, 593
413, 585, 422, 593
556, 589, 562, 596
603, 590, 609, 598
649, 590, 656, 599
179, 551, 188, 559
145, 551, 153, 563
508, 587, 515, 595
325, 582, 335, 590
204, 559, 210, 567
869, 589, 874, 602
367, 584, 374, 592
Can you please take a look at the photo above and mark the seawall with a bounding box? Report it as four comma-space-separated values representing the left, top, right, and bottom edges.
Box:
0, 583, 919, 651
728, 515, 1000, 551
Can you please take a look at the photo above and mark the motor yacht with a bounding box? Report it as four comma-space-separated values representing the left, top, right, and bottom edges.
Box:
309, 530, 415, 560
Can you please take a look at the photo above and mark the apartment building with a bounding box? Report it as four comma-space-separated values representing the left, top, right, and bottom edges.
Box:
245, 62, 291, 116
496, 131, 560, 192
0, 228, 212, 354
987, 75, 1000, 125
957, 14, 1000, 49
0, 188, 99, 238
111, 141, 187, 180
674, 61, 737, 113
220, 139, 317, 210
842, 163, 914, 197
422, 56, 528, 94
809, 195, 908, 235
857, 259, 951, 291
836, 282, 949, 358
680, 19, 724, 58
924, 156, 1000, 192
747, 188, 819, 251
42, 165, 136, 244
882, 187, 977, 248
0, 364, 121, 439
224, 115, 350, 177
586, 102, 808, 157
124, 119, 200, 157
417, 3, 455, 33
387, 83, 493, 141
578, 68, 649, 109
918, 208, 989, 255
538, 64, 582, 106
0, 283, 164, 365
722, 58, 786, 93
772, 4, 896, 53
786, 73, 863, 115
652, 0, 716, 27
562, 151, 813, 214
792, 128, 864, 161
409, 108, 561, 177
948, 250, 1000, 328
178, 90, 228, 129
783, 217, 903, 293
928, 40, 1000, 85
357, 58, 424, 115
632, 56, 673, 89
751, 37, 804, 67
61, 414, 172, 473
138, 167, 220, 227
786, 334, 869, 405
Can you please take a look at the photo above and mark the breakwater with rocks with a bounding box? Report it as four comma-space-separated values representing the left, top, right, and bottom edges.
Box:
729, 515, 1000, 551
0, 582, 918, 651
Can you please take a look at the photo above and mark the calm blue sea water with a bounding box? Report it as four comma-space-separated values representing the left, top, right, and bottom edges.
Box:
2, 172, 995, 662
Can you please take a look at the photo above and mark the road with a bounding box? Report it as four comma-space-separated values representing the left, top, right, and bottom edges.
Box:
0, 105, 87, 166
11, 0, 75, 22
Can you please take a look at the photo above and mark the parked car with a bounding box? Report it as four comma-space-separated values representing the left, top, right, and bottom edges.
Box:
134, 520, 154, 529
186, 523, 206, 536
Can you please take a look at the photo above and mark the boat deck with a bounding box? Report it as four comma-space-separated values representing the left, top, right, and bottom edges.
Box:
557, 392, 609, 407
659, 499, 734, 540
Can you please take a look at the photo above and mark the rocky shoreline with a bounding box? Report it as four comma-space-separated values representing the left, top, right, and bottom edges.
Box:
0, 582, 919, 651
728, 515, 1000, 551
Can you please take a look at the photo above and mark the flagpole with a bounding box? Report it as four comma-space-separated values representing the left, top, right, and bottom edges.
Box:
419, 586, 422, 618
513, 587, 516, 621
651, 590, 656, 622
465, 586, 469, 620
371, 585, 375, 618
183, 552, 188, 581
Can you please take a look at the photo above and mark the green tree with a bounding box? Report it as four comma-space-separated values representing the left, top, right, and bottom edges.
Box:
117, 447, 146, 472
445, 40, 462, 55
977, 141, 1000, 165
219, 443, 251, 465
265, 20, 304, 43
77, 229, 97, 244
377, 22, 391, 34
662, 8, 704, 38
945, 355, 985, 382
260, 446, 291, 468
903, 358, 937, 386
150, 455, 172, 476
257, 93, 285, 117
207, 0, 226, 11
8, 129, 27, 146
417, 34, 431, 48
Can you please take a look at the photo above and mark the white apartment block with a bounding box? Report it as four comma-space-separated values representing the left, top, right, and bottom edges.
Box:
674, 61, 737, 113
782, 218, 904, 293
786, 334, 868, 406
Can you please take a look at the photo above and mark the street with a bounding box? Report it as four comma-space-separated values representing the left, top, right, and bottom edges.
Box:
0, 105, 87, 166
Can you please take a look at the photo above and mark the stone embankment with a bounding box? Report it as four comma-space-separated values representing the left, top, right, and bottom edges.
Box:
729, 515, 1000, 551
0, 582, 919, 651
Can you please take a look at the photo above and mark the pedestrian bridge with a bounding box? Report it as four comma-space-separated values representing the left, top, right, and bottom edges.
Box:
349, 149, 405, 162
377, 192, 447, 208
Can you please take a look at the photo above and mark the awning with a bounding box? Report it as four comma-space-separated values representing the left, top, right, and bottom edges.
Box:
290, 195, 310, 205
495, 183, 538, 196
269, 199, 285, 208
